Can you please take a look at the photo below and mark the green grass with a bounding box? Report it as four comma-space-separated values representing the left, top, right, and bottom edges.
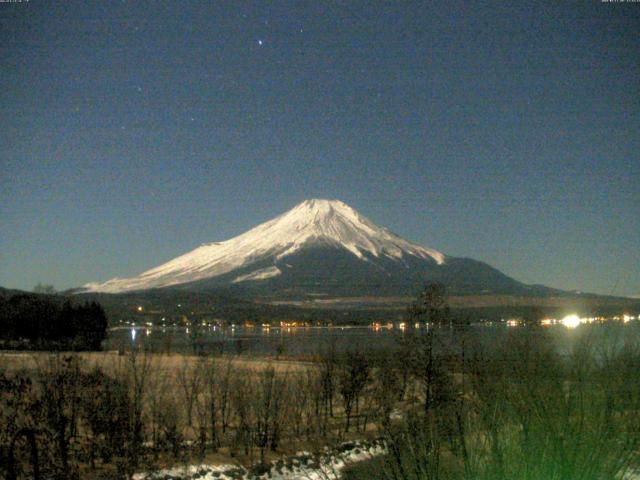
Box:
379, 325, 640, 480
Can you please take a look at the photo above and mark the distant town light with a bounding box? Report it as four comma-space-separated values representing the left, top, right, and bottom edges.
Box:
561, 314, 581, 329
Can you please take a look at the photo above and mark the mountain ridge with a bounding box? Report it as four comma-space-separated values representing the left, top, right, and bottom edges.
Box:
81, 199, 565, 298
83, 199, 446, 294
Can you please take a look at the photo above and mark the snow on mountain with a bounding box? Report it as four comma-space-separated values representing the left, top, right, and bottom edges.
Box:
82, 199, 445, 293
232, 266, 282, 283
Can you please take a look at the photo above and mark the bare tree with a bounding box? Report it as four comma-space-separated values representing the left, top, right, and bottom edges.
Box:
253, 365, 278, 463
176, 356, 203, 428
338, 350, 370, 433
375, 353, 402, 429
193, 355, 218, 457
218, 358, 234, 436
409, 283, 450, 327
37, 354, 82, 479
156, 394, 183, 460
319, 343, 338, 432
80, 367, 131, 468
230, 372, 253, 459
288, 371, 311, 439
117, 347, 154, 478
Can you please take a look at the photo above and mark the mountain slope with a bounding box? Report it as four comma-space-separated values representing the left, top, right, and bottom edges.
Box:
82, 199, 551, 297
83, 199, 445, 293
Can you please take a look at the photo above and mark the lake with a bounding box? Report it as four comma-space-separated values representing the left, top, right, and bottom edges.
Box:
105, 318, 640, 357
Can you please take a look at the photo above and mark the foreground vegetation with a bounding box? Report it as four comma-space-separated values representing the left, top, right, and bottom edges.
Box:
2, 284, 639, 479
379, 325, 640, 480
3, 323, 639, 479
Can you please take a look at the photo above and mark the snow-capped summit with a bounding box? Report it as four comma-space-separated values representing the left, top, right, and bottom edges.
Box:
252, 198, 444, 263
82, 199, 445, 293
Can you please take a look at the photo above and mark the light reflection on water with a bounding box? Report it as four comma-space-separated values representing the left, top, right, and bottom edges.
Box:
109, 320, 640, 357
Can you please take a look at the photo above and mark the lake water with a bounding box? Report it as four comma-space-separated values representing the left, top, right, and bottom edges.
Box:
106, 324, 402, 356
105, 320, 640, 357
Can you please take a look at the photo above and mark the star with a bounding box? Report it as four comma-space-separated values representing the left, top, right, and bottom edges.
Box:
257, 39, 264, 46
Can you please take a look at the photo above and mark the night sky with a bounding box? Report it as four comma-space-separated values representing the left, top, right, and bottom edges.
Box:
1, 1, 638, 297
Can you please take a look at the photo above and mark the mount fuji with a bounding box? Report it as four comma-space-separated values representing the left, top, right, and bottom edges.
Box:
81, 199, 553, 298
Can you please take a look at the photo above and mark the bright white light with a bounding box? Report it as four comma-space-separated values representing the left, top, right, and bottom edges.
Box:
561, 314, 581, 329
130, 328, 136, 341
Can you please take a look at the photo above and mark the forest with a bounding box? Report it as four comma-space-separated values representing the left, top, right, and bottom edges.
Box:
0, 292, 108, 351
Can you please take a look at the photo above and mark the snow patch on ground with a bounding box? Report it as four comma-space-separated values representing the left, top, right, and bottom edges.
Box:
133, 439, 386, 480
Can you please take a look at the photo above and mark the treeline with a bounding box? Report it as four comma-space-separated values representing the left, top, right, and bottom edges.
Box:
0, 293, 108, 350
85, 289, 410, 327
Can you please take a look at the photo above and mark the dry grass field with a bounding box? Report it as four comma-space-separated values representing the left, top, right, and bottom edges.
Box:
0, 350, 313, 375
